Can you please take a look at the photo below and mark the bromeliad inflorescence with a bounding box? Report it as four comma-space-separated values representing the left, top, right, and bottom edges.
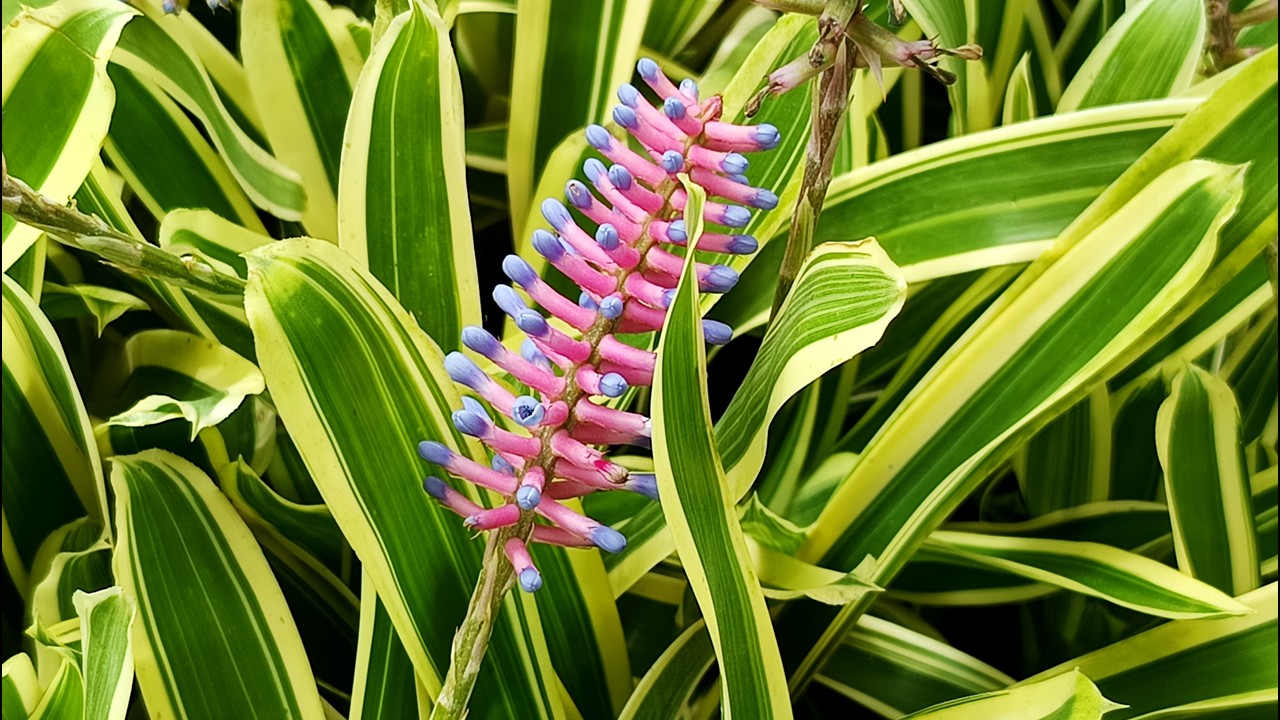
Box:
418, 58, 780, 593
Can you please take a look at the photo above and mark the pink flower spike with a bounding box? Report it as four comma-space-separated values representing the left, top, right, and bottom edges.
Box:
465, 504, 521, 531
612, 104, 683, 154
575, 365, 629, 398
548, 192, 621, 270
421, 442, 520, 495
573, 399, 653, 438
569, 421, 651, 447
531, 230, 618, 297
549, 429, 606, 466
624, 273, 674, 308
687, 145, 750, 175
535, 497, 600, 538
503, 256, 597, 331
619, 298, 668, 332
554, 458, 620, 489
636, 58, 683, 104
618, 84, 688, 142
531, 525, 595, 548
444, 352, 518, 416
522, 322, 592, 364
661, 96, 704, 137
603, 164, 665, 214
461, 327, 566, 396
503, 538, 543, 592
597, 359, 654, 387
544, 480, 600, 500
669, 188, 753, 228
583, 160, 651, 224
422, 476, 484, 518
702, 121, 781, 152
453, 410, 541, 457
585, 125, 667, 186
516, 466, 545, 510
689, 167, 778, 209
597, 335, 657, 372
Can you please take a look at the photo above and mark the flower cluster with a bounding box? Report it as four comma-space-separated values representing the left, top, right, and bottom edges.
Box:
418, 58, 779, 593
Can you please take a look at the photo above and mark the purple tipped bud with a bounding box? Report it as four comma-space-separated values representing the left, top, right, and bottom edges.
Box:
722, 153, 749, 174
559, 237, 578, 255
612, 106, 639, 129
703, 320, 733, 345
493, 284, 528, 317
721, 205, 751, 227
704, 265, 739, 292
595, 224, 620, 250
599, 295, 624, 319
516, 310, 549, 336
452, 409, 489, 437
516, 485, 542, 510
626, 473, 659, 500
418, 440, 453, 465
667, 219, 688, 243
423, 476, 448, 500
461, 396, 490, 422
728, 173, 750, 185
583, 158, 606, 182
750, 189, 779, 210
445, 352, 488, 388
662, 289, 677, 308
541, 199, 571, 231
636, 58, 660, 80
617, 83, 640, 107
590, 526, 628, 553
518, 567, 543, 592
599, 372, 628, 397
461, 326, 502, 357
679, 78, 699, 100
565, 180, 593, 209
662, 97, 686, 120
728, 235, 758, 254
520, 337, 550, 366
660, 151, 684, 173
756, 124, 781, 149
607, 165, 633, 190
585, 125, 613, 150
511, 396, 546, 427
491, 455, 515, 474
579, 292, 599, 311
502, 255, 538, 286
532, 231, 565, 261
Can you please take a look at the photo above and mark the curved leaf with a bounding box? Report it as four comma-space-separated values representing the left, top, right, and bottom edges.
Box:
901, 669, 1120, 720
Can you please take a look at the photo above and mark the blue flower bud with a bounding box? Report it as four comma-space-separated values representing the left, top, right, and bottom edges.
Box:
617, 83, 640, 107
728, 235, 758, 254
599, 295, 624, 319
590, 525, 628, 553
519, 567, 543, 592
703, 320, 733, 345
423, 476, 448, 500
660, 151, 684, 173
585, 125, 613, 150
418, 440, 453, 465
728, 173, 750, 185
626, 473, 659, 500
461, 326, 503, 358
579, 292, 599, 311
679, 78, 699, 100
661, 289, 677, 308
516, 310, 549, 336
520, 338, 550, 367
636, 58, 660, 81
662, 97, 686, 120
516, 485, 542, 510
722, 152, 749, 174
559, 236, 578, 255
493, 284, 528, 317
750, 189, 779, 210
461, 396, 491, 422
721, 205, 751, 227
599, 372, 628, 397
756, 123, 781, 149
491, 455, 515, 474
612, 105, 639, 129
666, 219, 688, 243
607, 165, 633, 190
541, 199, 571, 231
702, 265, 739, 293
502, 255, 538, 286
445, 352, 489, 389
532, 230, 565, 261
595, 223, 620, 250
452, 409, 489, 437
511, 396, 545, 427
583, 158, 606, 182
565, 180, 593, 209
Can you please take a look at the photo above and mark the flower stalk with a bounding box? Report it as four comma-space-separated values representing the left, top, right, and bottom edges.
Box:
422, 59, 780, 718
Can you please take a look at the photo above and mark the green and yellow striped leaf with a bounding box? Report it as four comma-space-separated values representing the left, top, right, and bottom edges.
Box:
617, 621, 714, 720
242, 0, 364, 238
339, 0, 480, 349
901, 669, 1120, 720
1057, 0, 1206, 112
2, 275, 108, 592
111, 449, 325, 719
902, 0, 987, 133
350, 575, 422, 720
1018, 387, 1112, 516
28, 519, 111, 631
1023, 583, 1278, 720
2, 653, 41, 720
111, 10, 306, 220
651, 181, 791, 719
39, 283, 147, 337
76, 586, 136, 720
1, 0, 137, 270
1002, 53, 1037, 124
1156, 363, 1259, 595
505, 0, 651, 223
243, 238, 563, 717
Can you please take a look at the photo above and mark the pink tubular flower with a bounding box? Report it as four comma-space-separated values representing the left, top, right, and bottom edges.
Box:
418, 58, 780, 591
